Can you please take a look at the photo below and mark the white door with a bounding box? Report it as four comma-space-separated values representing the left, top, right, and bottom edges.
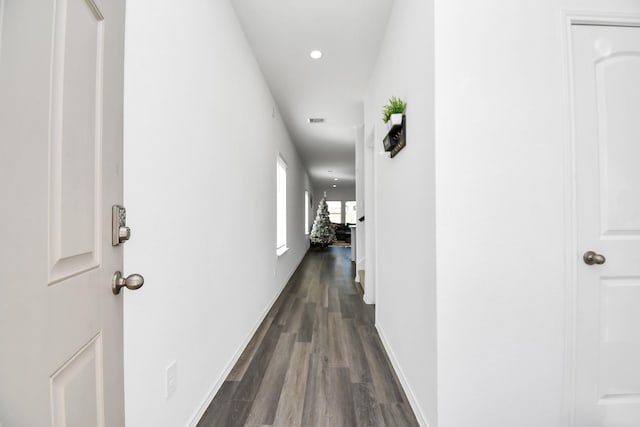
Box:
573, 24, 640, 426
0, 0, 128, 425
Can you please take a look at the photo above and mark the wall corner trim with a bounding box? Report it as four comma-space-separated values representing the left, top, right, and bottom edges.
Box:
376, 322, 431, 427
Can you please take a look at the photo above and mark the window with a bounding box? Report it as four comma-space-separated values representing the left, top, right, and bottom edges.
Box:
276, 156, 287, 254
304, 190, 310, 234
345, 201, 357, 224
326, 201, 342, 224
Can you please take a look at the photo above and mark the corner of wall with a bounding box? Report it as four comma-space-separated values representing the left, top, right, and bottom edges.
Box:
363, 0, 436, 424
376, 323, 432, 427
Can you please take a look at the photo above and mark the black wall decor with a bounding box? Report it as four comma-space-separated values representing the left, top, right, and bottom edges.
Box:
382, 115, 406, 158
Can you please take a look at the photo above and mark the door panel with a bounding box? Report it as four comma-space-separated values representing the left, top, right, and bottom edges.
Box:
0, 0, 125, 425
573, 24, 640, 426
50, 334, 104, 427
50, 0, 104, 282
596, 53, 640, 236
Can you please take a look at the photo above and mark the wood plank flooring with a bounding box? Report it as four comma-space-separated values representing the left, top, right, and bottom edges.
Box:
197, 247, 418, 427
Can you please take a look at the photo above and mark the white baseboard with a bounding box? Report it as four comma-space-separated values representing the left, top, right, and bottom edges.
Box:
376, 322, 430, 427
187, 249, 308, 427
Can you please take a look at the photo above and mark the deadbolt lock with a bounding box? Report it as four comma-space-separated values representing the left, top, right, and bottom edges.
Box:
112, 205, 131, 246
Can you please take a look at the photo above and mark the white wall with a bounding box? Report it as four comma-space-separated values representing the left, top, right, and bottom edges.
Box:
435, 2, 565, 424
434, 1, 639, 426
368, 1, 640, 425
364, 0, 437, 424
123, 1, 313, 425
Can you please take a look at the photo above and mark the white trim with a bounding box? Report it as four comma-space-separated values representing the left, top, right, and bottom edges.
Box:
566, 10, 640, 27
561, 11, 578, 427
376, 323, 430, 427
304, 190, 310, 235
561, 11, 640, 427
276, 153, 287, 251
276, 246, 289, 257
187, 248, 309, 427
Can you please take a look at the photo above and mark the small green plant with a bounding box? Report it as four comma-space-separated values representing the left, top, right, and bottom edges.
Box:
382, 96, 406, 123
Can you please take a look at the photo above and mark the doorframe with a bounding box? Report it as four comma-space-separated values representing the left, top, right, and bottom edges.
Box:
561, 11, 640, 427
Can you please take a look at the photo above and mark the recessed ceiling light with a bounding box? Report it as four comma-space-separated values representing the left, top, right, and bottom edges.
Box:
334, 178, 339, 181
309, 50, 323, 59
332, 184, 337, 188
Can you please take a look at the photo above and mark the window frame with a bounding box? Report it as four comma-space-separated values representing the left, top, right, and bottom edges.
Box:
304, 190, 310, 235
276, 155, 288, 255
345, 201, 357, 224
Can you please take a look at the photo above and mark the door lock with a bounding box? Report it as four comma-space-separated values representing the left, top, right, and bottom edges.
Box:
112, 205, 131, 246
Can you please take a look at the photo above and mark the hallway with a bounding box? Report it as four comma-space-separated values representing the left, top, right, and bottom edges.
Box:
197, 247, 418, 426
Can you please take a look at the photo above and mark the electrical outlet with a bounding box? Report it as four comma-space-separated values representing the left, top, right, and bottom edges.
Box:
166, 361, 177, 399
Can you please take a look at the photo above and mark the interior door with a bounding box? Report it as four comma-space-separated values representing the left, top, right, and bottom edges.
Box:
573, 24, 640, 426
0, 0, 127, 425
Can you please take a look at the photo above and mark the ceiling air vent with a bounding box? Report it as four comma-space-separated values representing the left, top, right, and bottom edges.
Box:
308, 118, 325, 123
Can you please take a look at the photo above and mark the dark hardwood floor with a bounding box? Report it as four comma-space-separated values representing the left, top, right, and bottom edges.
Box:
197, 247, 419, 427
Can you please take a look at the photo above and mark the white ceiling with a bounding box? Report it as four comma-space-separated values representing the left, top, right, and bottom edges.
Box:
231, 0, 394, 193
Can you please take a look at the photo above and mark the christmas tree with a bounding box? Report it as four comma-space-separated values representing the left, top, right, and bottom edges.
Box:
310, 193, 336, 247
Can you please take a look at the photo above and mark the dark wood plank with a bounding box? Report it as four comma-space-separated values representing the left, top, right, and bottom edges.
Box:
339, 290, 355, 319
359, 324, 404, 403
227, 315, 274, 381
365, 303, 376, 325
339, 277, 357, 295
328, 287, 340, 313
325, 367, 357, 426
297, 302, 316, 342
342, 318, 372, 383
328, 312, 349, 367
196, 381, 252, 427
322, 283, 329, 308
301, 352, 330, 425
272, 342, 311, 426
306, 278, 326, 306
310, 305, 328, 356
232, 323, 282, 401
295, 270, 312, 299
348, 294, 369, 325
352, 382, 381, 427
266, 287, 291, 320
284, 297, 304, 333
273, 296, 295, 327
380, 402, 420, 427
245, 332, 297, 424
196, 382, 241, 426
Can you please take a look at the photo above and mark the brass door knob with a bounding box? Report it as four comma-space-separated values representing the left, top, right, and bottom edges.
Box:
112, 271, 144, 295
583, 251, 606, 265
